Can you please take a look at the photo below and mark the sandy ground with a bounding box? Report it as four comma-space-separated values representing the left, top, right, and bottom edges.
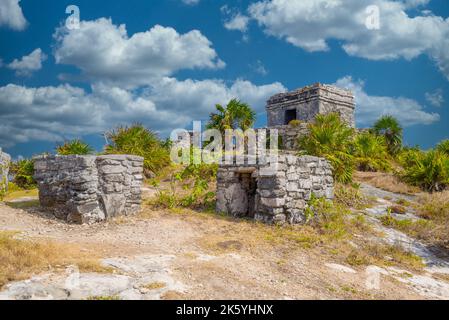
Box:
3, 186, 447, 300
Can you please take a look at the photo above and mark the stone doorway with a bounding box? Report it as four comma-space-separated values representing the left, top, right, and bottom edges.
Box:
285, 109, 297, 125
237, 172, 258, 218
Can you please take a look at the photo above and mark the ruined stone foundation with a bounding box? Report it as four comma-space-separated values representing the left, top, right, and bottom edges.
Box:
216, 154, 334, 224
34, 155, 144, 224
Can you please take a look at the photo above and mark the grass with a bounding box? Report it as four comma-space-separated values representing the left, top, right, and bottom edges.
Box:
143, 282, 167, 290
2, 188, 38, 202
334, 182, 375, 209
354, 171, 420, 194
0, 231, 112, 289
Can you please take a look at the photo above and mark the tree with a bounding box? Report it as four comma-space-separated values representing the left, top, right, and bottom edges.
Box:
298, 113, 355, 183
206, 99, 256, 134
372, 115, 403, 155
56, 139, 94, 155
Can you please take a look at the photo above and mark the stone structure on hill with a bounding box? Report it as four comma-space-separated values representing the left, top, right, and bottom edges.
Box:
216, 83, 355, 224
34, 155, 144, 224
0, 149, 11, 193
216, 154, 334, 224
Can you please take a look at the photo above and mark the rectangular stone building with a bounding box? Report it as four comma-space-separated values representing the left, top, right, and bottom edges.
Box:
34, 155, 144, 224
266, 83, 355, 128
216, 154, 334, 224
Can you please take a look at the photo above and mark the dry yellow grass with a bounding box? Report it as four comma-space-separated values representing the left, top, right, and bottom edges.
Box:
143, 282, 167, 290
0, 231, 112, 289
354, 171, 420, 194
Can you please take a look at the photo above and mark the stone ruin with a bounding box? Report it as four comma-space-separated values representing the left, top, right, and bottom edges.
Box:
216, 83, 355, 224
216, 154, 334, 224
34, 155, 144, 224
267, 83, 355, 150
0, 149, 11, 192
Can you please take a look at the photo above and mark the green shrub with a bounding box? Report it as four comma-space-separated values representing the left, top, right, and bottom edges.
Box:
298, 113, 355, 183
352, 132, 391, 172
105, 124, 170, 177
10, 159, 36, 190
56, 139, 94, 155
402, 150, 449, 192
436, 140, 449, 156
288, 119, 302, 128
372, 115, 403, 155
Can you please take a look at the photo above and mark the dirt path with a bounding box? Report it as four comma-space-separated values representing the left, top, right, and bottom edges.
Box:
0, 189, 445, 300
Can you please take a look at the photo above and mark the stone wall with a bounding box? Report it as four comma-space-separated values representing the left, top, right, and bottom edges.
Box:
216, 154, 334, 224
267, 83, 355, 128
34, 155, 144, 224
0, 149, 11, 193
269, 124, 310, 151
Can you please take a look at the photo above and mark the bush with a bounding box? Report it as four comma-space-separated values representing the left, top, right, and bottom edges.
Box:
402, 150, 449, 192
10, 159, 36, 190
56, 139, 94, 155
298, 113, 355, 183
352, 132, 391, 172
105, 124, 170, 177
436, 140, 449, 156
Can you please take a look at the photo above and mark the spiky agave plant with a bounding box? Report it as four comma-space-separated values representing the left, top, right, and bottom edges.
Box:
56, 139, 94, 156
105, 124, 170, 177
436, 140, 449, 156
402, 150, 449, 192
372, 115, 403, 155
352, 132, 391, 172
298, 113, 355, 183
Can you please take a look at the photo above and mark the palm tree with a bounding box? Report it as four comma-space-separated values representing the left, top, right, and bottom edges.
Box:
206, 99, 256, 134
436, 140, 449, 156
56, 139, 94, 155
372, 115, 403, 155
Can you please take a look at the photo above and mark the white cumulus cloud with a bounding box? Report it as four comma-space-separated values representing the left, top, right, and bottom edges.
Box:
54, 18, 225, 88
0, 0, 27, 31
0, 79, 285, 147
248, 0, 449, 81
425, 89, 444, 107
335, 76, 440, 127
7, 48, 47, 76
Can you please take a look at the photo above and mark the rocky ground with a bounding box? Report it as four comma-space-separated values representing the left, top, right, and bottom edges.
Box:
1, 184, 449, 300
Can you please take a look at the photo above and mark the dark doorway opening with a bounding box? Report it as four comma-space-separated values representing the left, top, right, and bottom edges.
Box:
237, 172, 258, 218
285, 109, 297, 125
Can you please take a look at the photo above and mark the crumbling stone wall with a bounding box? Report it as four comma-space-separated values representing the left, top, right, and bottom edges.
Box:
267, 83, 355, 128
34, 155, 144, 224
216, 154, 334, 224
0, 149, 11, 193
269, 124, 310, 151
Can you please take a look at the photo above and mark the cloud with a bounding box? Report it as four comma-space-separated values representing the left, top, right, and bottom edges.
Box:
54, 18, 225, 87
224, 13, 250, 32
248, 0, 449, 81
335, 76, 440, 127
250, 60, 268, 75
181, 0, 200, 5
425, 89, 444, 107
0, 0, 27, 31
0, 79, 285, 147
7, 48, 47, 76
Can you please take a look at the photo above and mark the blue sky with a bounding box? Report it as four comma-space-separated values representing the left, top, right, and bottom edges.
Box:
0, 0, 448, 158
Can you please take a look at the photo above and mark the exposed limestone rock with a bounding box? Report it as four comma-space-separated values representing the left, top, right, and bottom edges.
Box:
0, 149, 11, 193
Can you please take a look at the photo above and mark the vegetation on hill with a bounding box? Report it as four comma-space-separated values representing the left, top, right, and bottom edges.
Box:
105, 124, 170, 178
9, 159, 36, 190
56, 139, 94, 156
206, 99, 256, 134
372, 115, 403, 155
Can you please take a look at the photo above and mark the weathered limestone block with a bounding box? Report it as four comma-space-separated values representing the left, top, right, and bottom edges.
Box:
0, 149, 11, 193
34, 155, 144, 224
216, 154, 334, 225
267, 83, 355, 128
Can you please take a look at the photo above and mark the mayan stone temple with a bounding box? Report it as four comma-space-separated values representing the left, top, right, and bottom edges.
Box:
216, 83, 356, 224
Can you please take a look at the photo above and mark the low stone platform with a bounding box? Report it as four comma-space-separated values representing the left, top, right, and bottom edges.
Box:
34, 155, 144, 224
